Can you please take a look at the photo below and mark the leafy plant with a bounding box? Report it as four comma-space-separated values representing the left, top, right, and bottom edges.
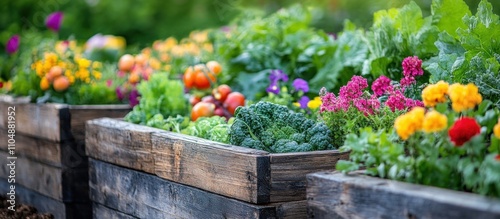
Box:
124, 73, 188, 124
337, 81, 500, 198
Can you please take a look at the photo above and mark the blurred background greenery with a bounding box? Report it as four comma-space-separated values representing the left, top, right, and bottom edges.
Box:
1, 0, 499, 50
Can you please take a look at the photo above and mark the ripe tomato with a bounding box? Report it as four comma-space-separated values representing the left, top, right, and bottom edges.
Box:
194, 70, 216, 90
128, 73, 141, 84
47, 66, 63, 82
183, 67, 195, 89
212, 84, 232, 102
191, 102, 215, 121
189, 95, 202, 106
206, 61, 222, 75
53, 76, 70, 92
118, 54, 135, 72
223, 92, 245, 115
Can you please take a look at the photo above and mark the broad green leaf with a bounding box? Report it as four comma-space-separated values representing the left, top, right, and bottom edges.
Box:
431, 0, 471, 38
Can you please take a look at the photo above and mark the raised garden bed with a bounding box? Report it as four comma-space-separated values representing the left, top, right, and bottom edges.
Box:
0, 95, 130, 219
86, 118, 350, 218
306, 171, 500, 219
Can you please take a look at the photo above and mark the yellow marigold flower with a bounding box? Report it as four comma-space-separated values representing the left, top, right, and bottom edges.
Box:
164, 37, 178, 49
308, 97, 322, 109
293, 102, 300, 108
40, 77, 50, 91
447, 83, 482, 112
422, 110, 448, 133
203, 43, 213, 53
494, 119, 500, 139
92, 71, 102, 80
77, 58, 91, 69
421, 81, 449, 107
394, 107, 425, 140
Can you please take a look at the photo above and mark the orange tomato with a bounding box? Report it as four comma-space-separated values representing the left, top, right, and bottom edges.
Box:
206, 61, 222, 75
212, 84, 232, 102
53, 76, 70, 92
183, 67, 195, 89
191, 102, 215, 121
194, 70, 216, 89
128, 73, 141, 84
47, 66, 63, 82
118, 54, 135, 72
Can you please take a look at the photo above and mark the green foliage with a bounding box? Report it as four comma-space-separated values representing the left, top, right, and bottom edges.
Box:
321, 106, 403, 148
183, 116, 232, 144
362, 2, 439, 80
337, 100, 500, 198
124, 73, 188, 124
229, 101, 335, 153
424, 0, 500, 108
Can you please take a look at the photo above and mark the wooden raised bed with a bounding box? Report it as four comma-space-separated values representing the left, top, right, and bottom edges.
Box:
86, 118, 350, 218
0, 95, 130, 219
306, 171, 500, 219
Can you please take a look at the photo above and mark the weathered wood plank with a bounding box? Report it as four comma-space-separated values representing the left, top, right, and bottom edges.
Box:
270, 150, 350, 203
93, 203, 138, 219
0, 179, 91, 219
152, 131, 271, 204
85, 118, 160, 174
0, 101, 68, 141
306, 171, 500, 219
69, 105, 130, 144
274, 200, 307, 219
0, 130, 88, 168
89, 159, 277, 219
0, 151, 88, 202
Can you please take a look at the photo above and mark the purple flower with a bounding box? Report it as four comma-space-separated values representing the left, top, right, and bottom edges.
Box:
292, 78, 309, 93
116, 87, 124, 100
402, 56, 424, 78
339, 76, 368, 100
298, 96, 310, 109
371, 75, 391, 96
266, 80, 280, 94
129, 89, 140, 107
6, 35, 20, 55
46, 12, 64, 32
269, 69, 288, 82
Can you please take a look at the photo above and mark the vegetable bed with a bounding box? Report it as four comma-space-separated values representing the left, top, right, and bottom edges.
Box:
0, 95, 130, 219
306, 171, 500, 219
86, 118, 349, 218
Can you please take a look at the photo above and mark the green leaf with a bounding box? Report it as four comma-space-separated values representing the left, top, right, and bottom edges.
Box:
335, 160, 360, 173
431, 0, 471, 38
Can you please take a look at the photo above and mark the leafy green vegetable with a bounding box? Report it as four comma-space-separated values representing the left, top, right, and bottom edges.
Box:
183, 116, 232, 144
229, 101, 334, 153
124, 73, 188, 124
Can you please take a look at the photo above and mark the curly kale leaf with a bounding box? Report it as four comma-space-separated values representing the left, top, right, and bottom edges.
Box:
229, 101, 335, 153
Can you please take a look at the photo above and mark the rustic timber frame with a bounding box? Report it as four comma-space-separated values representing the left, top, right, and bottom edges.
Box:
0, 95, 130, 219
306, 171, 500, 219
86, 117, 350, 218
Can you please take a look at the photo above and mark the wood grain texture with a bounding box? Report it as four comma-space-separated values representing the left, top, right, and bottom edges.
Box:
152, 131, 271, 204
93, 203, 138, 219
0, 100, 67, 141
269, 150, 350, 203
274, 200, 307, 219
0, 151, 88, 202
68, 105, 130, 143
89, 159, 277, 219
86, 118, 161, 173
0, 130, 62, 166
0, 179, 91, 219
306, 171, 500, 219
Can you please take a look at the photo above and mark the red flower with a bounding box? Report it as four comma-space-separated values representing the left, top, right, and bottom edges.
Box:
448, 117, 481, 146
495, 154, 500, 162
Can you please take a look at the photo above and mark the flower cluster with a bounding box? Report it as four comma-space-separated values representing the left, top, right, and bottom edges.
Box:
31, 49, 102, 92
395, 82, 486, 147
263, 69, 318, 110
400, 56, 424, 87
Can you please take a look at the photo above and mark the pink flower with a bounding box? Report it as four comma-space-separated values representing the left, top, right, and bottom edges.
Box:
319, 91, 349, 113
372, 75, 391, 96
402, 56, 424, 78
6, 35, 20, 55
400, 76, 416, 88
106, 80, 113, 87
354, 95, 380, 115
46, 12, 64, 32
339, 76, 368, 100
386, 90, 407, 111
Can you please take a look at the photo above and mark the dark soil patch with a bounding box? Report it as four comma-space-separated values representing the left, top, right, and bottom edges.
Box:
0, 196, 53, 219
